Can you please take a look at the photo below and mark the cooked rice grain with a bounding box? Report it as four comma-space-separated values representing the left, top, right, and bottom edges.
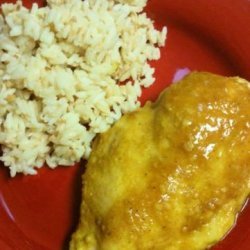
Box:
0, 0, 166, 176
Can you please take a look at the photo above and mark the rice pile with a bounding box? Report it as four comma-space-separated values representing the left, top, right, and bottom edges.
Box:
0, 0, 166, 177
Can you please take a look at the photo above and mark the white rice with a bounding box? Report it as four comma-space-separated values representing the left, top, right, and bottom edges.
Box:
0, 0, 167, 177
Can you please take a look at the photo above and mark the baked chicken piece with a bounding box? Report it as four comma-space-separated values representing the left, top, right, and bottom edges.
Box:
71, 72, 250, 250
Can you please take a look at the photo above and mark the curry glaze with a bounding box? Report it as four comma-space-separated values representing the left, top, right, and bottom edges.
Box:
71, 72, 250, 250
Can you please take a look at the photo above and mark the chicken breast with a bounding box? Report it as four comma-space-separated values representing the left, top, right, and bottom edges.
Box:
70, 72, 250, 250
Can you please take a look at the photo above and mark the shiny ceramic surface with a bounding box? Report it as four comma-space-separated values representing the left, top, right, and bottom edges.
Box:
0, 0, 249, 249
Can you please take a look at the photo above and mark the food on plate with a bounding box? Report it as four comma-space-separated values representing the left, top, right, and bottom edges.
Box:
0, 0, 166, 176
70, 72, 250, 250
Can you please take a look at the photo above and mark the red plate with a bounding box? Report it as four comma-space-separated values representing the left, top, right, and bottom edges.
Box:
0, 0, 249, 249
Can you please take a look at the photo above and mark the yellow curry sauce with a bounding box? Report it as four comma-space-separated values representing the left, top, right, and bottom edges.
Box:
71, 72, 250, 250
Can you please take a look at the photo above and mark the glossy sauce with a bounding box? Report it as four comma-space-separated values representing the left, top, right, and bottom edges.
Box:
71, 72, 250, 250
0, 1, 249, 249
